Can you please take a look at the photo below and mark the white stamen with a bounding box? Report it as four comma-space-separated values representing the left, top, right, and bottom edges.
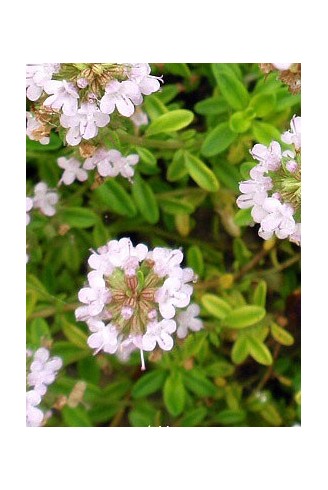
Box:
140, 349, 146, 371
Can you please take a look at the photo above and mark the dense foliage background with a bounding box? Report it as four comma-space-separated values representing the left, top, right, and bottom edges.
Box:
26, 63, 301, 427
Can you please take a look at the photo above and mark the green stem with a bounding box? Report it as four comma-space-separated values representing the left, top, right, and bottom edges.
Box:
28, 302, 80, 319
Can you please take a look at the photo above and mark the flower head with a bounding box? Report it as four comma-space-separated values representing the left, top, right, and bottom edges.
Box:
76, 238, 199, 370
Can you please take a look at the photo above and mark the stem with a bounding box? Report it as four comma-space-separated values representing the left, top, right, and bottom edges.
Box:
28, 302, 80, 319
117, 130, 184, 150
261, 254, 300, 275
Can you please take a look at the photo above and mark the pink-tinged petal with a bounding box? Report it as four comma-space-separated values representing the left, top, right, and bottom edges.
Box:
251, 205, 267, 223
66, 127, 81, 146
115, 96, 135, 117
100, 95, 115, 114
94, 111, 110, 127
34, 348, 50, 362
251, 144, 267, 160
43, 80, 62, 94
237, 194, 253, 209
105, 80, 121, 93
88, 301, 104, 316
159, 301, 176, 319
26, 84, 43, 101
162, 319, 177, 334
258, 228, 273, 240
261, 214, 281, 232
88, 332, 103, 349
57, 157, 68, 169
126, 154, 139, 165
97, 160, 116, 177
262, 197, 281, 213
239, 181, 257, 194
135, 243, 148, 260
158, 332, 174, 351
75, 305, 90, 321
61, 170, 76, 185
121, 80, 141, 97
107, 149, 122, 162
43, 93, 58, 108
142, 334, 157, 351
78, 287, 97, 303
83, 121, 97, 140
76, 168, 88, 182
88, 271, 105, 289
62, 97, 78, 116
47, 193, 59, 205
83, 158, 96, 170
139, 77, 161, 95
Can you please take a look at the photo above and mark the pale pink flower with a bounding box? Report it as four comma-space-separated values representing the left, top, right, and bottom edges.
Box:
26, 112, 50, 145
289, 223, 301, 246
60, 102, 110, 146
281, 115, 301, 150
131, 107, 149, 127
258, 197, 296, 240
32, 182, 58, 217
148, 247, 184, 277
176, 303, 203, 339
57, 156, 88, 185
100, 80, 141, 117
77, 271, 111, 318
26, 390, 44, 427
87, 320, 119, 354
272, 63, 292, 71
236, 165, 273, 220
142, 319, 177, 351
127, 63, 163, 96
27, 347, 63, 396
250, 141, 282, 171
43, 80, 79, 115
26, 63, 60, 101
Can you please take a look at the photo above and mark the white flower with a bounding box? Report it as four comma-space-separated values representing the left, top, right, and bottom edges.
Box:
148, 247, 184, 277
83, 149, 139, 180
250, 141, 282, 171
237, 165, 273, 222
100, 80, 141, 117
57, 156, 88, 185
26, 197, 33, 226
155, 275, 192, 319
87, 320, 119, 354
176, 304, 203, 339
32, 182, 59, 216
43, 80, 79, 115
26, 112, 50, 145
281, 115, 301, 150
27, 348, 63, 396
60, 102, 110, 146
26, 63, 59, 101
126, 63, 163, 96
142, 319, 177, 351
258, 197, 296, 240
26, 390, 44, 427
77, 271, 111, 318
272, 63, 292, 71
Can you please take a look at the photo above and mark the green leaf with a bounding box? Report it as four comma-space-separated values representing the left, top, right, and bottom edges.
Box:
143, 94, 168, 120
180, 407, 208, 427
247, 336, 273, 365
163, 371, 186, 416
62, 406, 92, 427
249, 92, 276, 117
182, 369, 217, 397
101, 380, 132, 403
234, 208, 253, 227
131, 174, 160, 224
136, 147, 157, 172
212, 160, 241, 192
206, 360, 235, 377
231, 335, 249, 364
252, 121, 282, 145
229, 111, 252, 133
211, 63, 242, 82
30, 318, 51, 345
58, 207, 98, 229
156, 84, 179, 104
165, 63, 191, 78
215, 409, 246, 425
61, 317, 88, 350
26, 132, 63, 152
271, 322, 294, 346
128, 402, 157, 427
224, 305, 266, 329
201, 122, 237, 157
132, 370, 167, 398
260, 403, 282, 426
26, 291, 38, 319
182, 150, 219, 192
201, 294, 232, 320
146, 109, 194, 136
187, 245, 204, 277
166, 149, 188, 182
159, 197, 195, 215
195, 97, 229, 115
51, 341, 89, 366
94, 180, 137, 217
214, 70, 250, 110
276, 90, 301, 112
78, 357, 101, 385
253, 280, 267, 307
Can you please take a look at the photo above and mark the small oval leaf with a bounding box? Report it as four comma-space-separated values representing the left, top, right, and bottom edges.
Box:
146, 109, 194, 136
201, 122, 237, 157
182, 150, 219, 192
224, 305, 266, 329
201, 294, 232, 320
163, 372, 186, 417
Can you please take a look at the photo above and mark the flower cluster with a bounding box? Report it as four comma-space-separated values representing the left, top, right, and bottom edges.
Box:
26, 348, 62, 427
237, 115, 301, 245
26, 63, 162, 147
75, 238, 203, 370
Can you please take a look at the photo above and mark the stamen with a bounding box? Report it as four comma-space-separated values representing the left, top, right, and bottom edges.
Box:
140, 349, 146, 371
